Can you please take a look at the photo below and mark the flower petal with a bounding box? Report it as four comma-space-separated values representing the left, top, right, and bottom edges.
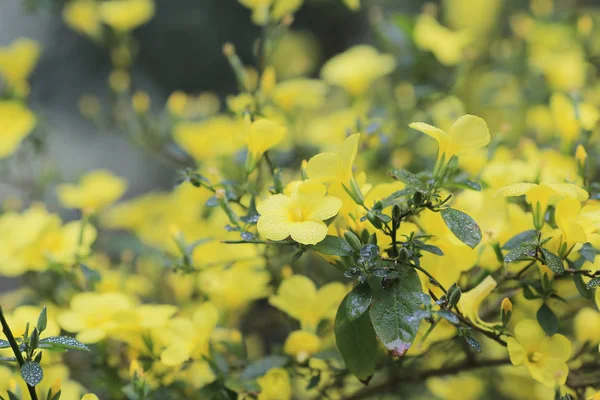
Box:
257, 194, 291, 216
447, 114, 490, 156
540, 334, 572, 362
496, 183, 537, 198
514, 319, 546, 350
306, 196, 342, 221
288, 220, 328, 245
306, 152, 339, 183
257, 214, 292, 241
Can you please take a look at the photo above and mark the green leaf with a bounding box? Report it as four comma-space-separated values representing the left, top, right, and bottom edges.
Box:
369, 266, 424, 356
579, 242, 596, 263
503, 230, 538, 250
445, 180, 482, 191
504, 244, 537, 263
380, 188, 416, 208
21, 361, 43, 386
343, 283, 372, 322
522, 285, 541, 300
0, 340, 9, 349
464, 336, 481, 352
440, 208, 482, 249
6, 392, 19, 400
309, 236, 353, 256
388, 169, 427, 192
36, 307, 47, 333
540, 248, 565, 275
537, 304, 559, 336
587, 277, 600, 288
574, 274, 593, 299
39, 336, 90, 352
224, 377, 260, 394
437, 310, 459, 325
416, 243, 444, 256
335, 291, 378, 382
239, 355, 289, 380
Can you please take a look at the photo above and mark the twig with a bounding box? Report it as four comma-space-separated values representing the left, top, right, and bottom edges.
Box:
0, 306, 38, 400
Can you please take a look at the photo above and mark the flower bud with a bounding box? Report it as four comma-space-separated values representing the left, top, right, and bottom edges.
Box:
501, 297, 513, 325
132, 91, 150, 114
366, 211, 382, 229
344, 231, 362, 252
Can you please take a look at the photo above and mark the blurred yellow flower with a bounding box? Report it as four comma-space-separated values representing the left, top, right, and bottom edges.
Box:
321, 45, 395, 96
57, 170, 127, 213
173, 116, 243, 161
99, 0, 155, 32
427, 373, 484, 400
244, 117, 286, 172
414, 14, 471, 66
409, 114, 490, 161
506, 319, 571, 387
306, 133, 359, 186
550, 93, 599, 148
574, 307, 600, 345
283, 330, 321, 363
257, 368, 292, 400
269, 274, 347, 330
62, 0, 102, 38
0, 100, 36, 158
82, 394, 99, 400
343, 0, 360, 11
0, 38, 40, 89
271, 79, 328, 112
257, 181, 342, 245
59, 292, 135, 343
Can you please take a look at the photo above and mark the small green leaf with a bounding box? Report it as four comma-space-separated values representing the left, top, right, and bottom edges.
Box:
574, 274, 593, 299
224, 377, 260, 393
464, 336, 481, 352
369, 266, 424, 356
380, 187, 416, 208
240, 355, 289, 380
344, 283, 372, 322
0, 340, 9, 349
21, 361, 43, 386
445, 180, 482, 191
39, 336, 90, 351
416, 243, 444, 256
6, 392, 19, 400
437, 310, 460, 325
0, 357, 17, 362
504, 244, 537, 263
309, 236, 353, 256
579, 242, 595, 263
541, 249, 565, 275
587, 277, 600, 288
335, 291, 378, 382
522, 285, 541, 300
440, 208, 482, 249
537, 304, 559, 336
503, 230, 538, 250
388, 169, 427, 192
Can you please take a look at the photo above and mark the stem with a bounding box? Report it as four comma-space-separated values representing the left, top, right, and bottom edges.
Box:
342, 358, 510, 400
0, 306, 38, 400
222, 240, 297, 245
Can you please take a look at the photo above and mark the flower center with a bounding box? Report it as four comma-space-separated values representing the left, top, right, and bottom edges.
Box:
528, 351, 543, 363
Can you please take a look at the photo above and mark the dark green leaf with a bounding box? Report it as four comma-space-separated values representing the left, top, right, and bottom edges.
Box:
240, 356, 289, 380
369, 267, 424, 356
309, 236, 353, 256
224, 377, 260, 393
306, 373, 321, 390
537, 304, 559, 336
381, 188, 416, 208
388, 169, 427, 192
504, 244, 536, 263
416, 243, 444, 256
579, 242, 596, 263
335, 291, 378, 382
440, 208, 482, 249
574, 274, 593, 299
541, 248, 565, 275
437, 310, 460, 325
39, 336, 90, 351
522, 285, 541, 300
503, 230, 538, 250
464, 336, 481, 352
36, 307, 47, 333
343, 283, 372, 322
587, 277, 600, 288
21, 361, 43, 386
7, 392, 19, 400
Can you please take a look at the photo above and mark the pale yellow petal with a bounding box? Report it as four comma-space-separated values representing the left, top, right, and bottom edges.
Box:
288, 220, 328, 245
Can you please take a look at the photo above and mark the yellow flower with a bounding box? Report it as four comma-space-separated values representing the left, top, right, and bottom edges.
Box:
271, 79, 328, 112
458, 276, 498, 331
506, 319, 572, 387
58, 292, 135, 343
283, 330, 321, 363
238, 0, 302, 25
159, 302, 217, 366
0, 38, 40, 88
173, 116, 243, 161
0, 101, 36, 158
99, 0, 155, 32
321, 45, 395, 96
576, 144, 587, 165
497, 182, 588, 229
427, 373, 484, 400
574, 308, 600, 345
550, 93, 599, 148
554, 198, 594, 250
62, 0, 102, 38
305, 133, 360, 186
257, 181, 342, 245
257, 368, 292, 400
414, 14, 471, 66
57, 170, 127, 213
343, 0, 360, 10
409, 114, 490, 161
269, 274, 347, 330
244, 117, 287, 172
82, 394, 99, 400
